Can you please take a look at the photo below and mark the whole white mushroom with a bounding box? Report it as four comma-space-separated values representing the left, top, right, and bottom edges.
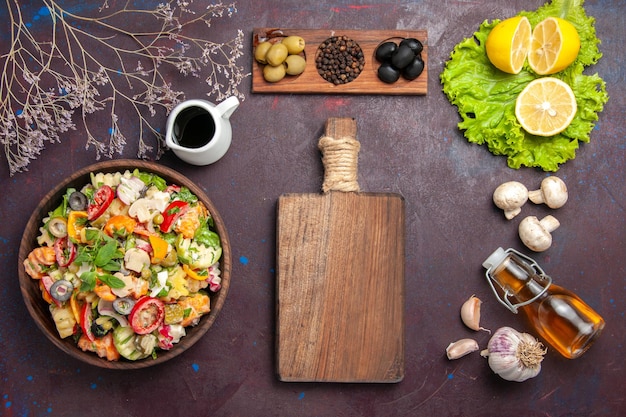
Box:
519, 215, 560, 252
493, 181, 529, 220
529, 176, 568, 209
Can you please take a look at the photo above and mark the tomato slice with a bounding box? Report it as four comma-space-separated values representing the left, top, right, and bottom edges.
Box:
160, 201, 189, 233
53, 236, 76, 267
81, 303, 96, 342
87, 185, 115, 221
129, 297, 165, 335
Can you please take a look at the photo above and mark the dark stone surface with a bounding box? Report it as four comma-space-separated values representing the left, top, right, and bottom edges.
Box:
1, 0, 624, 416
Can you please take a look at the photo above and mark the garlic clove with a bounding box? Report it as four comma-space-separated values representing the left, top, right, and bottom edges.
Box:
460, 295, 490, 333
446, 338, 479, 360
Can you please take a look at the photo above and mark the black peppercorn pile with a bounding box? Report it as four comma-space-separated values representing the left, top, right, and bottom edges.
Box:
315, 36, 365, 85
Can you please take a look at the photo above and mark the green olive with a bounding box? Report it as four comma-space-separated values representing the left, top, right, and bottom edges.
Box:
152, 213, 164, 225
281, 36, 305, 54
48, 217, 68, 238
263, 63, 286, 82
254, 41, 272, 64
265, 43, 289, 66
160, 249, 179, 267
284, 55, 306, 76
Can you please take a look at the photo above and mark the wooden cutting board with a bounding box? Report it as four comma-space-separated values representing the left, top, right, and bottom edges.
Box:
252, 28, 427, 95
276, 118, 405, 383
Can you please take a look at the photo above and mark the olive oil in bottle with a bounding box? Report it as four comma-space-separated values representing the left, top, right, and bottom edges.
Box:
483, 248, 605, 359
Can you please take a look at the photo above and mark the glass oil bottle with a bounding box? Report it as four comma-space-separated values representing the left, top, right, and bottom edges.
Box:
483, 247, 605, 359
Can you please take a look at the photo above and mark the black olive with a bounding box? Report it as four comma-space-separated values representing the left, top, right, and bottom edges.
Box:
377, 62, 401, 83
375, 41, 398, 62
91, 321, 110, 337
400, 38, 423, 55
50, 279, 74, 302
402, 56, 425, 80
113, 297, 136, 315
390, 44, 415, 70
68, 191, 88, 211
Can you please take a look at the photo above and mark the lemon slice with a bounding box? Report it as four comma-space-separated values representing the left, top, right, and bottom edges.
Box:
515, 77, 577, 136
485, 16, 531, 74
528, 17, 580, 75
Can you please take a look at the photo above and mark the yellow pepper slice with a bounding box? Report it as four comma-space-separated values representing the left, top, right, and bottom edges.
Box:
67, 211, 88, 242
182, 264, 209, 281
70, 291, 82, 324
94, 281, 116, 301
149, 235, 169, 264
103, 215, 137, 237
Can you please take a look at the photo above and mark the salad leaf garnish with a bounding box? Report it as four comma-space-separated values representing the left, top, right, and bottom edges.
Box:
94, 239, 122, 268
133, 169, 167, 191
98, 273, 126, 289
440, 0, 609, 171
79, 271, 125, 291
79, 271, 97, 291
194, 217, 221, 249
74, 234, 123, 273
176, 186, 199, 204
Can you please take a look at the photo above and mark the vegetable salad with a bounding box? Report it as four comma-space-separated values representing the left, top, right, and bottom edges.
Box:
23, 169, 223, 361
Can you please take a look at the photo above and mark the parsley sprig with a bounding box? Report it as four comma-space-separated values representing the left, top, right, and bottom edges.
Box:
74, 231, 126, 291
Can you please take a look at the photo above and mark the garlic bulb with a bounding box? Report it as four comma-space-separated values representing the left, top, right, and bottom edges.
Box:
480, 326, 547, 382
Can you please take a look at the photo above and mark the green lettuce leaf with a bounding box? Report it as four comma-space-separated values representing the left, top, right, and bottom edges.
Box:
441, 0, 608, 171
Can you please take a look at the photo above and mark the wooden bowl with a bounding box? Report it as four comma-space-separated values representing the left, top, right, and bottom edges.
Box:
17, 160, 231, 369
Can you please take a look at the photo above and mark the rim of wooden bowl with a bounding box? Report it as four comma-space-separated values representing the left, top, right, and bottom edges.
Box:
17, 160, 231, 369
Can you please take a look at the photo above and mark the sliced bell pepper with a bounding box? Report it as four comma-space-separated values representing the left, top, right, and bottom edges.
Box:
94, 281, 116, 301
160, 201, 189, 233
70, 291, 82, 324
104, 215, 137, 237
149, 235, 169, 264
182, 264, 209, 281
67, 211, 88, 242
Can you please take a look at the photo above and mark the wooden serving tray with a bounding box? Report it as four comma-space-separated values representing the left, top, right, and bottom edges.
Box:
252, 28, 428, 95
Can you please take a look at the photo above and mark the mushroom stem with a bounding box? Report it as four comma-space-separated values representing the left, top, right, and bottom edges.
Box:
539, 215, 560, 233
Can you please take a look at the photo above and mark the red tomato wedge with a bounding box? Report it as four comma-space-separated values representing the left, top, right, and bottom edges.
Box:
87, 185, 115, 221
129, 297, 165, 335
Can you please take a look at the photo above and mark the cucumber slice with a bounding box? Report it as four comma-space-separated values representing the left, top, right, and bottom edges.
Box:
113, 326, 150, 361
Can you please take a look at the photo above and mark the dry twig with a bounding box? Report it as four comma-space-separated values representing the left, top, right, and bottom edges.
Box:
0, 0, 248, 175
